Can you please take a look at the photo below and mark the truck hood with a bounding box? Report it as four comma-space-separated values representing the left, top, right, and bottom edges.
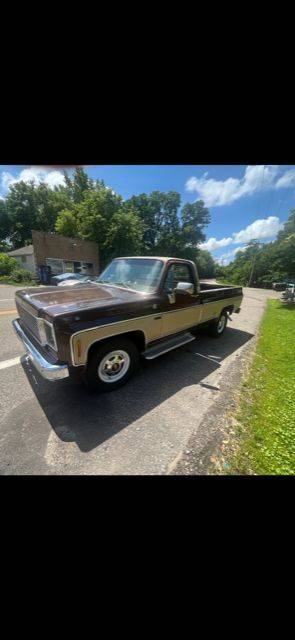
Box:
16, 283, 145, 317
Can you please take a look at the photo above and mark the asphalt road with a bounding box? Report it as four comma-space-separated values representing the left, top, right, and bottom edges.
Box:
0, 283, 280, 475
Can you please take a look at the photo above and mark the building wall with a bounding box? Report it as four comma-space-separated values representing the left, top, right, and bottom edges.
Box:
31, 230, 99, 276
14, 254, 36, 274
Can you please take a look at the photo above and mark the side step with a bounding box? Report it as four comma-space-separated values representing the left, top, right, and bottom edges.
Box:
143, 332, 196, 360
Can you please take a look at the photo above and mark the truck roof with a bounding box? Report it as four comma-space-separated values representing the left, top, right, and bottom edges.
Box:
113, 256, 194, 263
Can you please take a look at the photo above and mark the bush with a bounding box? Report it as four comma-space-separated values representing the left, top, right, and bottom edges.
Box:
9, 268, 35, 283
0, 252, 18, 276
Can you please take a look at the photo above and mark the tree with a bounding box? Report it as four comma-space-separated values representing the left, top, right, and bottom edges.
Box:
5, 180, 73, 247
181, 200, 211, 246
55, 209, 79, 237
104, 210, 144, 260
196, 249, 216, 278
5, 181, 39, 247
277, 208, 295, 241
0, 200, 12, 241
0, 253, 18, 276
62, 167, 96, 203
126, 191, 180, 253
55, 186, 123, 267
34, 183, 72, 233
125, 193, 210, 258
76, 188, 122, 254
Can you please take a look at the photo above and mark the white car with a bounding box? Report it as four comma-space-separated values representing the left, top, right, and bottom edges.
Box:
58, 277, 94, 286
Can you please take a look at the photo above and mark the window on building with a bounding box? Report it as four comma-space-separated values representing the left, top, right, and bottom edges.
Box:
45, 258, 94, 276
21, 255, 27, 263
64, 261, 74, 273
73, 261, 82, 273
81, 262, 94, 274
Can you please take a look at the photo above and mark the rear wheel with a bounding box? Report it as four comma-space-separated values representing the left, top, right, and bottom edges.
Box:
84, 337, 140, 392
208, 311, 228, 338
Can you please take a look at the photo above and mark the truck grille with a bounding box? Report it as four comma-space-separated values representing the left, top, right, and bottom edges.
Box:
16, 302, 41, 343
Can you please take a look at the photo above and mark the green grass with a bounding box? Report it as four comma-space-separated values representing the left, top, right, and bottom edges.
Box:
229, 300, 295, 475
0, 278, 37, 286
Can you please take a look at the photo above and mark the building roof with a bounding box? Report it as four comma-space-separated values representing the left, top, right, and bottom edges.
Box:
8, 245, 34, 256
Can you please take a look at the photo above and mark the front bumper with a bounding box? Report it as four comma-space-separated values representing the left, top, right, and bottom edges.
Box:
13, 319, 69, 381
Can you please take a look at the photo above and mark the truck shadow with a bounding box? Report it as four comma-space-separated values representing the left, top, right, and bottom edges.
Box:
22, 327, 254, 453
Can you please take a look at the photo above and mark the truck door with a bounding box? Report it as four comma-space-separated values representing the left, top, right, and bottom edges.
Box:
160, 262, 202, 337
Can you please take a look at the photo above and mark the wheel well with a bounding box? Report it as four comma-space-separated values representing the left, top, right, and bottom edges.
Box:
87, 330, 146, 362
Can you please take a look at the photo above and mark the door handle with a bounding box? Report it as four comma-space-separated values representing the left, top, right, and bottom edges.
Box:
154, 316, 162, 320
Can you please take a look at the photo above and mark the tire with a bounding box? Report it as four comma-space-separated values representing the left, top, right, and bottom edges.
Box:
208, 310, 228, 338
84, 337, 140, 392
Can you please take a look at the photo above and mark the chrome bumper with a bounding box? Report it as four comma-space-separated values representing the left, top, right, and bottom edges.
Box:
13, 319, 69, 381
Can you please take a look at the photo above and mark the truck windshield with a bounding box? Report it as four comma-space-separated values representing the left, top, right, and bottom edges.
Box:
95, 258, 164, 293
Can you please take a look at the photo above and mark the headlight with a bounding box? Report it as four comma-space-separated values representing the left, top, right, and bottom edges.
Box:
38, 319, 57, 350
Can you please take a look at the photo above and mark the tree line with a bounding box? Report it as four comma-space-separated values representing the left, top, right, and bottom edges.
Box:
1, 167, 293, 287
215, 210, 295, 287
0, 167, 215, 275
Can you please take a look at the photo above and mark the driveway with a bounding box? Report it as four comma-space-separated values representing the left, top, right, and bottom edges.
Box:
0, 284, 280, 475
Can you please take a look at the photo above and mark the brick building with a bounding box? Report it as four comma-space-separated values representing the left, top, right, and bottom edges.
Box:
8, 231, 99, 280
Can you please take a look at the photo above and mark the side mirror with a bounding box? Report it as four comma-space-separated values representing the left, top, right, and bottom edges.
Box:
175, 281, 195, 296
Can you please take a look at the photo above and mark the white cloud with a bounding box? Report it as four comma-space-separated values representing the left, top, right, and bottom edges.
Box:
185, 165, 291, 207
1, 166, 65, 192
218, 246, 246, 261
201, 216, 283, 254
215, 246, 247, 265
275, 168, 295, 189
232, 216, 283, 243
200, 236, 233, 251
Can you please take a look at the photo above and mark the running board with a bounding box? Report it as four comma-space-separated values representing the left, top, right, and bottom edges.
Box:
143, 332, 196, 360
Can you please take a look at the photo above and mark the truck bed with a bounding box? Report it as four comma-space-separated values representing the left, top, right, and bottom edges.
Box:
199, 281, 243, 303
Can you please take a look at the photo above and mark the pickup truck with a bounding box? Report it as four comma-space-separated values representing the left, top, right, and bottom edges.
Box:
13, 256, 243, 392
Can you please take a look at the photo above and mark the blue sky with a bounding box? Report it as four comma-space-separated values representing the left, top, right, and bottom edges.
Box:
1, 165, 294, 264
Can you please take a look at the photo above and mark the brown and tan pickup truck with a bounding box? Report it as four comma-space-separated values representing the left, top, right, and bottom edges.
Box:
13, 256, 243, 391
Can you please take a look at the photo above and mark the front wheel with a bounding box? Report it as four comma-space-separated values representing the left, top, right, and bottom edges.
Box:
84, 337, 140, 392
208, 311, 228, 338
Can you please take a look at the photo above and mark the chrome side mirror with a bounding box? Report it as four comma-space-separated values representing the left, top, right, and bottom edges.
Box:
175, 281, 195, 296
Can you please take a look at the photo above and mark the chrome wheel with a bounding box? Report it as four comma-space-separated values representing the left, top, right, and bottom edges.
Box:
98, 349, 130, 383
217, 314, 226, 334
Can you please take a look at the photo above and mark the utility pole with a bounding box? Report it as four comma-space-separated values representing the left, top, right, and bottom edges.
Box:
248, 253, 256, 287
247, 238, 261, 287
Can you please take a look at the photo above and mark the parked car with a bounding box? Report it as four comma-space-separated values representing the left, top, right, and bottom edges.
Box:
281, 283, 295, 303
58, 275, 96, 286
272, 282, 287, 291
51, 272, 94, 286
13, 256, 243, 392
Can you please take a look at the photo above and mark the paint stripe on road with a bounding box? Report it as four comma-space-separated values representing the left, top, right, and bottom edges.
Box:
0, 298, 15, 302
0, 309, 17, 316
0, 356, 21, 370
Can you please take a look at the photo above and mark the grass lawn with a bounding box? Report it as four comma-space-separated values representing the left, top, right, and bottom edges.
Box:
0, 278, 37, 286
229, 300, 295, 475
